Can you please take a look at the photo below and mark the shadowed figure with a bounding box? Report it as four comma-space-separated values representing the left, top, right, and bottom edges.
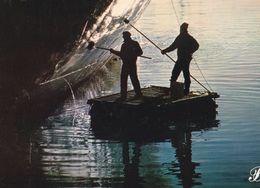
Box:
122, 142, 143, 188
171, 124, 201, 188
161, 23, 199, 95
110, 31, 143, 101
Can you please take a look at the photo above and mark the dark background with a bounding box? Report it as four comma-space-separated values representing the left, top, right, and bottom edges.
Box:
0, 0, 112, 104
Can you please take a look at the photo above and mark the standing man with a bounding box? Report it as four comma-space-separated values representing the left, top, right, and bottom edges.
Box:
161, 22, 199, 95
110, 31, 143, 101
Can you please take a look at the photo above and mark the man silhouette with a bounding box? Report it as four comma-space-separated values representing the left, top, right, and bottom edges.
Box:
110, 31, 143, 101
161, 23, 199, 95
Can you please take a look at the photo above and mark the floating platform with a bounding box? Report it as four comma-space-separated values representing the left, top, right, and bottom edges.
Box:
87, 85, 219, 122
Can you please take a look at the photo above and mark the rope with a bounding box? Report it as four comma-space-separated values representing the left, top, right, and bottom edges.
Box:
39, 64, 92, 86
170, 0, 180, 26
63, 78, 77, 126
169, 0, 213, 92
193, 58, 214, 92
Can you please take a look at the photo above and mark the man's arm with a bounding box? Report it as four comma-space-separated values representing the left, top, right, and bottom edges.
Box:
190, 37, 199, 54
110, 49, 121, 57
161, 36, 179, 54
134, 41, 143, 56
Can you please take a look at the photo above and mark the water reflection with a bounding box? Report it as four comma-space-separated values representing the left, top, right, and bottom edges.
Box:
170, 123, 201, 188
0, 52, 220, 188
92, 113, 218, 187
27, 58, 219, 188
32, 100, 218, 188
122, 142, 143, 188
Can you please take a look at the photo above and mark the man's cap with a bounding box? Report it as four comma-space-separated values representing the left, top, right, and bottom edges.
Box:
180, 22, 189, 31
123, 31, 131, 37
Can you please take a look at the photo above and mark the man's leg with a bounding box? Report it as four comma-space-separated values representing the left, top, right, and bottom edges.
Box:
182, 64, 191, 95
120, 65, 128, 99
169, 63, 182, 97
129, 66, 142, 97
171, 63, 182, 86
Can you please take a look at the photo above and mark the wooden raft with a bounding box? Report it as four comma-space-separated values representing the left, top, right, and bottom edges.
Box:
87, 85, 219, 106
87, 85, 219, 122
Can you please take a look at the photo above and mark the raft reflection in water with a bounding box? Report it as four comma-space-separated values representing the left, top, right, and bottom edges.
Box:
91, 114, 219, 187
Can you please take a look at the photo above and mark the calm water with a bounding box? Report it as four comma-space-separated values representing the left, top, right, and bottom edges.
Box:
7, 0, 260, 187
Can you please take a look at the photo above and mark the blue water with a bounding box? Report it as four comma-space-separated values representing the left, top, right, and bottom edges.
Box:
8, 0, 260, 187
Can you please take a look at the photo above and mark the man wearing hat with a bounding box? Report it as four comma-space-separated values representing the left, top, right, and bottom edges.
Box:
161, 22, 199, 95
110, 31, 143, 101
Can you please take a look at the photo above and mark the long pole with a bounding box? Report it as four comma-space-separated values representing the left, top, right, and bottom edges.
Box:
95, 46, 152, 60
123, 19, 211, 92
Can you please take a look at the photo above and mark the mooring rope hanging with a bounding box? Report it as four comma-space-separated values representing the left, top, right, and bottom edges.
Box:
63, 78, 77, 126
169, 0, 213, 92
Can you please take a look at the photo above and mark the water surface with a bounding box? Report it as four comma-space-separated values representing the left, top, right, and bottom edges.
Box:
5, 0, 260, 187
